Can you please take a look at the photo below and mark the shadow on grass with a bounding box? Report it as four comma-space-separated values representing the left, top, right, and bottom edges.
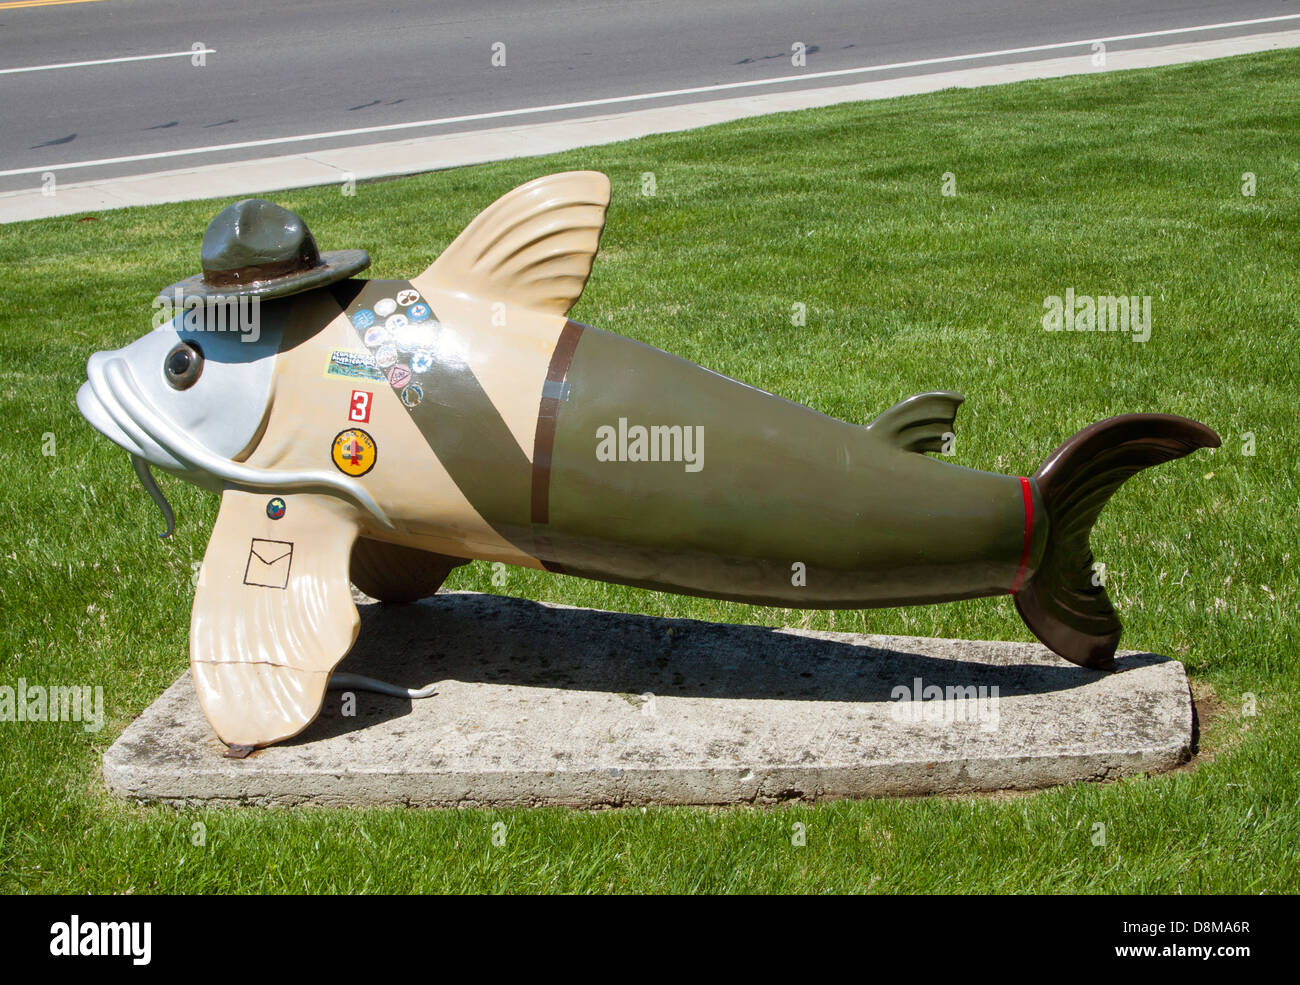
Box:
290, 590, 1168, 745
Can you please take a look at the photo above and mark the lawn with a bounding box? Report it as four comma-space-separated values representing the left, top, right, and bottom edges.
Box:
1, 47, 1297, 893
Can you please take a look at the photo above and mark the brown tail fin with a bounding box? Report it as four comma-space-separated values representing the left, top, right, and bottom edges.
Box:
1015, 414, 1220, 670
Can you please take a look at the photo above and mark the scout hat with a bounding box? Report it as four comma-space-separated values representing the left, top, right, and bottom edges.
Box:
157, 198, 370, 302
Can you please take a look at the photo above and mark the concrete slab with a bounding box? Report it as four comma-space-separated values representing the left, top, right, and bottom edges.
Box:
102, 592, 1193, 808
6, 28, 1299, 223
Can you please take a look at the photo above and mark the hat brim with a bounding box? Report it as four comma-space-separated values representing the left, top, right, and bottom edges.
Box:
155, 248, 371, 303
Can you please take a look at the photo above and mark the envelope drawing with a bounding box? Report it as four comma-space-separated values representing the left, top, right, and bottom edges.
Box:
243, 539, 294, 589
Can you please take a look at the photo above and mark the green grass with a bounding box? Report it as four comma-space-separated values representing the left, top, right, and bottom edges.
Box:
2, 48, 1298, 894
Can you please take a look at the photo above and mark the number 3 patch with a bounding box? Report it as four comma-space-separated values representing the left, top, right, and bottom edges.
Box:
348, 390, 372, 423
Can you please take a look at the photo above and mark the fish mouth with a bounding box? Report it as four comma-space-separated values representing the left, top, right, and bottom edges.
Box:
80, 352, 197, 538
78, 351, 392, 529
79, 352, 185, 471
77, 378, 140, 457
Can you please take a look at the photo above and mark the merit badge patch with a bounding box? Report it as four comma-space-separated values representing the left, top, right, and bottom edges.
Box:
374, 297, 397, 317
401, 382, 423, 408
375, 344, 399, 369
407, 302, 431, 322
394, 323, 435, 353
351, 309, 375, 330
411, 350, 434, 374
386, 364, 412, 389
331, 428, 377, 477
396, 288, 420, 306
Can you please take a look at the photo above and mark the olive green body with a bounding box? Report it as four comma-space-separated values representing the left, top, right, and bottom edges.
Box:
528, 325, 1046, 606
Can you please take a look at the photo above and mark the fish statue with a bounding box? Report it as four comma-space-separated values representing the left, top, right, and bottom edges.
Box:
77, 171, 1219, 752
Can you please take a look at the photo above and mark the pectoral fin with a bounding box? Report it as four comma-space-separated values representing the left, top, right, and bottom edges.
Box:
190, 489, 361, 749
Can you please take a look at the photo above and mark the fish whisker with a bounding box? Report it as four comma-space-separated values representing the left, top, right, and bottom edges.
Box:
131, 454, 176, 539
327, 672, 438, 699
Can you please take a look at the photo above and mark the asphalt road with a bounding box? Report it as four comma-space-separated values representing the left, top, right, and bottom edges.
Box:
0, 0, 1296, 193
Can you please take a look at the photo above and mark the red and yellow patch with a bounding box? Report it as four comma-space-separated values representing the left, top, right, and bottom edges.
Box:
330, 428, 377, 477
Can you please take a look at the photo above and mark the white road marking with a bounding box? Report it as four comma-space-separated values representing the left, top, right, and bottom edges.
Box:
3, 13, 1300, 178
0, 47, 216, 76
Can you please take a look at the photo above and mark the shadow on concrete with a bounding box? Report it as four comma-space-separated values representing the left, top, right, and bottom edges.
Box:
290, 591, 1170, 745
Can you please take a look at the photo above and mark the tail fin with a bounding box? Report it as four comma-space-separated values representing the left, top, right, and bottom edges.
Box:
1015, 414, 1220, 670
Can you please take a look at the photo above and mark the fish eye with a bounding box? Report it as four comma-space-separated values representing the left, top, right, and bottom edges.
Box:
164, 341, 204, 390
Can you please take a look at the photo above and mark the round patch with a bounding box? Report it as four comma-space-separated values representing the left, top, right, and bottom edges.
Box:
331, 428, 377, 477
410, 350, 434, 374
266, 497, 286, 520
394, 323, 435, 353
397, 288, 420, 306
363, 325, 390, 347
374, 298, 397, 317
401, 382, 423, 408
375, 344, 399, 368
351, 309, 375, 330
407, 302, 431, 322
387, 364, 412, 389
385, 313, 409, 332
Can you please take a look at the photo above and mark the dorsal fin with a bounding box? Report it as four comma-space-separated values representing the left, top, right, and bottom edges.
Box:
421, 171, 611, 316
866, 391, 964, 453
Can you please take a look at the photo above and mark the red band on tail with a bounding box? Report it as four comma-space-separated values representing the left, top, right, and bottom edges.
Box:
1010, 477, 1034, 594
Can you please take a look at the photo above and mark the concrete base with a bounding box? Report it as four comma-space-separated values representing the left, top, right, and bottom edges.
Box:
103, 592, 1193, 807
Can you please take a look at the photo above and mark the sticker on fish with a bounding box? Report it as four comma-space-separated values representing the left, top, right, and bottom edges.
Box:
348, 390, 372, 423
401, 382, 423, 408
325, 349, 384, 382
393, 322, 436, 353
330, 428, 377, 477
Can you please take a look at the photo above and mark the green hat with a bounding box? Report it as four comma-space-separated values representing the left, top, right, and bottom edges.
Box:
157, 198, 370, 302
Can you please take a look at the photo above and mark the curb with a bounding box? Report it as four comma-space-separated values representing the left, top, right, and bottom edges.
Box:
3, 28, 1298, 223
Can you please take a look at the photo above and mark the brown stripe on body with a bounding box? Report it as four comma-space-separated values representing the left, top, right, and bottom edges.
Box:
531, 320, 585, 570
